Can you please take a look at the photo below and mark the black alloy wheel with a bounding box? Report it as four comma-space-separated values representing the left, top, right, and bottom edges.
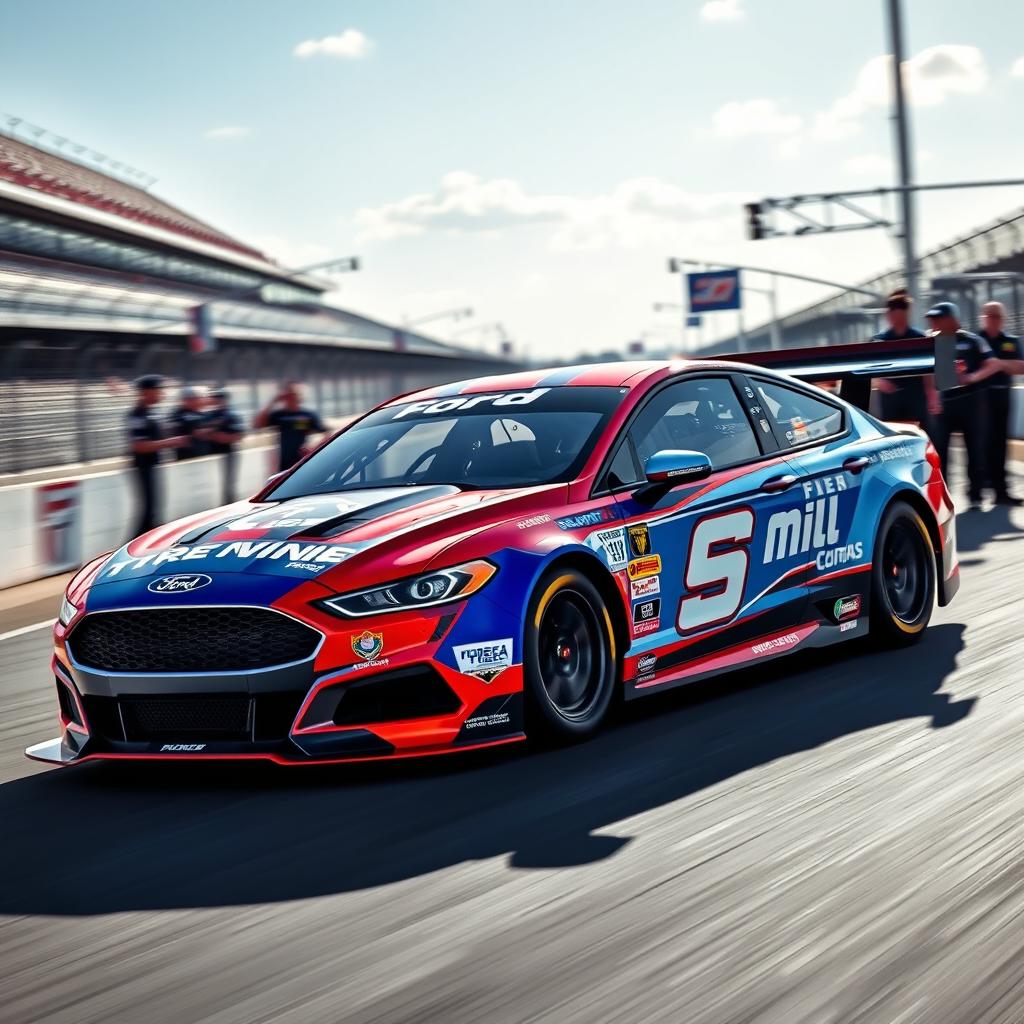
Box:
524, 568, 617, 743
870, 500, 935, 645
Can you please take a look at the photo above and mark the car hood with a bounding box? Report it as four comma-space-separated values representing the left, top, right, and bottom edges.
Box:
88, 484, 565, 598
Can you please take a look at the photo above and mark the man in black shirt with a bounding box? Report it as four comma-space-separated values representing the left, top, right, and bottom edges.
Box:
203, 387, 246, 504
167, 385, 210, 460
127, 375, 186, 535
976, 301, 1022, 506
926, 302, 998, 508
873, 290, 931, 434
254, 381, 326, 471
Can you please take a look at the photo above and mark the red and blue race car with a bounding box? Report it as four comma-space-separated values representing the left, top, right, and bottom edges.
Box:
28, 345, 958, 766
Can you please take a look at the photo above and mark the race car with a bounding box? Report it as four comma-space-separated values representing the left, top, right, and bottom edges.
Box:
27, 342, 958, 767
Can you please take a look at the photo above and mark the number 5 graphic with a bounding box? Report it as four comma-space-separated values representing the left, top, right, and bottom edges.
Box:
678, 508, 754, 633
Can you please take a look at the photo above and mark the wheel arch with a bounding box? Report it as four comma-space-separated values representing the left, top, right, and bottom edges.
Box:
878, 487, 947, 603
532, 550, 630, 671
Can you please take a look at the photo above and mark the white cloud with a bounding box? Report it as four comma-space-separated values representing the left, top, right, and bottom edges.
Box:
1012, 57, 1024, 78
699, 0, 745, 22
293, 28, 371, 59
712, 99, 802, 139
204, 125, 250, 140
354, 172, 748, 251
843, 153, 892, 176
816, 45, 987, 140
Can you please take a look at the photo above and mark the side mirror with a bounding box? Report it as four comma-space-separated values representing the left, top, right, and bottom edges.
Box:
634, 449, 712, 505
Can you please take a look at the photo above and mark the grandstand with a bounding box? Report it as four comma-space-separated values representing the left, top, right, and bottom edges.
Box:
0, 121, 512, 473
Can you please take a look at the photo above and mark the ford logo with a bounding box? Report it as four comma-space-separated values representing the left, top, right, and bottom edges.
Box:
147, 573, 213, 594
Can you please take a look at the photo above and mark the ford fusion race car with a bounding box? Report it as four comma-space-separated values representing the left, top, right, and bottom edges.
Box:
28, 343, 958, 766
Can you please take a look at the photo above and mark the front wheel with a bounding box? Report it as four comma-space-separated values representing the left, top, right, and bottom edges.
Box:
524, 569, 618, 744
870, 501, 935, 646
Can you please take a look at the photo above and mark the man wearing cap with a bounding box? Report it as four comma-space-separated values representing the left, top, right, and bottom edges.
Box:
168, 384, 210, 461
203, 387, 245, 504
974, 302, 1022, 506
127, 375, 187, 535
872, 290, 931, 433
925, 301, 1000, 508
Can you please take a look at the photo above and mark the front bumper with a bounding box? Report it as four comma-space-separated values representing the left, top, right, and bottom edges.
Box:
29, 595, 527, 766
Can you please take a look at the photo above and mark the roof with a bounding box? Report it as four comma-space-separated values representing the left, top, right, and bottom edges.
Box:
390, 361, 689, 404
0, 131, 265, 261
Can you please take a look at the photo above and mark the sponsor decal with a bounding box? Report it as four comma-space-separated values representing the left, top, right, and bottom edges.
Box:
630, 575, 661, 600
556, 509, 616, 530
637, 653, 657, 673
392, 388, 551, 420
517, 514, 552, 530
665, 465, 707, 479
763, 474, 857, 566
759, 418, 772, 433
147, 573, 213, 594
225, 500, 356, 532
876, 443, 915, 464
627, 554, 662, 580
587, 527, 628, 571
160, 743, 206, 752
816, 543, 864, 571
351, 630, 384, 662
103, 540, 354, 577
833, 595, 862, 622
632, 619, 660, 637
285, 561, 327, 573
464, 710, 512, 730
353, 657, 391, 671
750, 633, 800, 656
632, 598, 661, 625
627, 523, 652, 558
453, 638, 513, 683
840, 619, 859, 632
38, 480, 82, 573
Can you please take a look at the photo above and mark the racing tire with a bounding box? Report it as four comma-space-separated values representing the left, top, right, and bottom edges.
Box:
869, 500, 935, 646
524, 568, 618, 744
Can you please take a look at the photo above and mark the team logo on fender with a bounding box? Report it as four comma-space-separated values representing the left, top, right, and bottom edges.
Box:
351, 630, 384, 662
627, 555, 662, 580
452, 638, 513, 682
586, 527, 628, 571
833, 595, 861, 621
147, 573, 212, 594
627, 523, 652, 558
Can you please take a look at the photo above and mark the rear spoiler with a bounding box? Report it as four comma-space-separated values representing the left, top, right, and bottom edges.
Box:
707, 337, 935, 411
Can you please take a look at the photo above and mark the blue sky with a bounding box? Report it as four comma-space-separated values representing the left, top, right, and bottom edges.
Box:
3, 0, 1024, 357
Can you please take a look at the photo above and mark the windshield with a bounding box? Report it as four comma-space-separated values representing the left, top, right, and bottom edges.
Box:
267, 386, 623, 498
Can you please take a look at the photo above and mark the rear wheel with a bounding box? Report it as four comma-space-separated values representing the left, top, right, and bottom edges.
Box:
870, 501, 935, 645
524, 569, 617, 743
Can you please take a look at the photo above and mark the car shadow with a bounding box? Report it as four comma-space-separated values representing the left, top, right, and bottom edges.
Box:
954, 503, 1024, 555
1, 623, 971, 916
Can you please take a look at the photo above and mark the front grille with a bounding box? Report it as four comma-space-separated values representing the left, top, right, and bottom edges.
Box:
81, 691, 306, 744
121, 695, 252, 740
68, 608, 321, 673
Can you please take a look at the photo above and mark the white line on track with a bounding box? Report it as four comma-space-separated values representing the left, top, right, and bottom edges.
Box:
0, 620, 53, 643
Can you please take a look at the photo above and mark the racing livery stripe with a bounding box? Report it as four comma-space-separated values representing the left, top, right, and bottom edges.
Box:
808, 563, 872, 586
635, 621, 819, 689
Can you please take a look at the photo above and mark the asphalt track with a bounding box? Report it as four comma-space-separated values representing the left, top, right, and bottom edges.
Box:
3, 499, 1024, 1023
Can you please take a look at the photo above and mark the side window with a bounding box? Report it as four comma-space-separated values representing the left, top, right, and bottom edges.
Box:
754, 380, 843, 446
603, 441, 640, 490
629, 378, 760, 472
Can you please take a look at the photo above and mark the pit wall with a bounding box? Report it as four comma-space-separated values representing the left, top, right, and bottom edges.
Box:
1, 445, 279, 590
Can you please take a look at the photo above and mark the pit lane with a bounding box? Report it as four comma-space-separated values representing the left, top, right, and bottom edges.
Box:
2, 498, 1023, 1023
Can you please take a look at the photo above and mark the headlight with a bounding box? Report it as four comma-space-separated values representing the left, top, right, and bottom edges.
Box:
57, 595, 79, 627
320, 560, 496, 618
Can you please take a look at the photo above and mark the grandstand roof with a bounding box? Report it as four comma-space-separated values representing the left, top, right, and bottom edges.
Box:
0, 130, 266, 261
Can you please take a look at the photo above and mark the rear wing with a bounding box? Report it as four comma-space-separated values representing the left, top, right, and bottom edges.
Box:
709, 337, 935, 411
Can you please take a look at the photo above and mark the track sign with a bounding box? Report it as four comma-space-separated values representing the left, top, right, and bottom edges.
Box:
687, 269, 741, 313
